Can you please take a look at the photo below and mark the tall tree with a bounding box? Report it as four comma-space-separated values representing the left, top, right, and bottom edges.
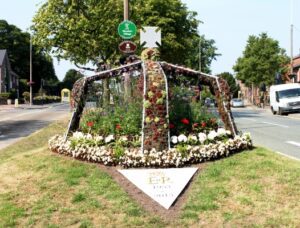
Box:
32, 0, 218, 71
0, 20, 58, 94
62, 69, 84, 90
233, 33, 289, 86
218, 72, 239, 98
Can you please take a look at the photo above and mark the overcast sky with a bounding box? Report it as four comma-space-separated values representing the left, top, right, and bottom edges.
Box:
1, 0, 300, 80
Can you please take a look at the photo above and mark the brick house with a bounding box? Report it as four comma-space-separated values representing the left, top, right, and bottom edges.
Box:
285, 55, 300, 83
0, 49, 18, 94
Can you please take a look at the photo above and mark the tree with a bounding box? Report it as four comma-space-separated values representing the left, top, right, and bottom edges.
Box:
233, 33, 289, 87
62, 69, 84, 90
218, 72, 239, 98
32, 0, 218, 71
0, 20, 59, 95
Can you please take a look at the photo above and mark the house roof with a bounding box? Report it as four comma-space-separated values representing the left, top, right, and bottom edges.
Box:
0, 49, 7, 66
293, 55, 300, 68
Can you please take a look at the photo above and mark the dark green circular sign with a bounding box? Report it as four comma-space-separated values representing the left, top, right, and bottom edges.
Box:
118, 20, 137, 39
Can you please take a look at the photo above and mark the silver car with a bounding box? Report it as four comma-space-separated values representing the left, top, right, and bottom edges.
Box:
231, 98, 244, 107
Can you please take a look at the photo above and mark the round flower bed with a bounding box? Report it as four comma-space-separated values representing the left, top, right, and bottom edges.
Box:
49, 129, 252, 168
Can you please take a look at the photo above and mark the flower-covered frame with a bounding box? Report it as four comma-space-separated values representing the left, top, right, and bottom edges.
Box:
66, 49, 238, 153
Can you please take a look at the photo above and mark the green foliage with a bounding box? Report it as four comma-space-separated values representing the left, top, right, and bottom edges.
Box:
80, 101, 142, 136
62, 69, 84, 90
0, 202, 25, 227
32, 0, 218, 70
22, 91, 30, 102
72, 193, 86, 203
33, 95, 60, 104
176, 144, 188, 157
0, 20, 59, 94
169, 86, 218, 135
0, 93, 10, 99
8, 89, 17, 99
233, 33, 290, 86
218, 72, 239, 98
113, 144, 125, 161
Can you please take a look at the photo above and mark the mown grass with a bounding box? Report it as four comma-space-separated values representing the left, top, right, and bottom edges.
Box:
0, 120, 300, 227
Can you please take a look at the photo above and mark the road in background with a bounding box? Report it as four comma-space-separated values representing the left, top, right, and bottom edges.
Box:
0, 104, 71, 149
232, 107, 300, 160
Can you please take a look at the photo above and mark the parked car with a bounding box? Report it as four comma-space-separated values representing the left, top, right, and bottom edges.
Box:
270, 83, 300, 115
231, 98, 244, 107
204, 97, 216, 107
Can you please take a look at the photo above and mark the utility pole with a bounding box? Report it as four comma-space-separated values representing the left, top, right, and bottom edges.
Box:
123, 0, 131, 103
30, 34, 33, 106
199, 37, 202, 72
124, 0, 129, 20
290, 0, 294, 80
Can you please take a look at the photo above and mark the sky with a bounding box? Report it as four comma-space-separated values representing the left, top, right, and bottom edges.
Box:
1, 0, 300, 81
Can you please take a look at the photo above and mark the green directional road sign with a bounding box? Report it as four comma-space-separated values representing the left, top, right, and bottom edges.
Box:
118, 20, 137, 39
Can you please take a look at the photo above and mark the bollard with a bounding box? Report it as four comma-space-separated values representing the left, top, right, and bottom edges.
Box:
14, 99, 19, 107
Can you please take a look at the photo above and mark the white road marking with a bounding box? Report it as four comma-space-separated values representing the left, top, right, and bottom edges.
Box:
261, 121, 289, 128
286, 141, 300, 147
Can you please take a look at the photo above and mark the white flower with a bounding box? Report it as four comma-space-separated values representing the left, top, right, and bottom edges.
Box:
119, 136, 128, 142
188, 135, 198, 142
86, 133, 93, 139
171, 136, 178, 144
226, 130, 231, 135
208, 130, 218, 140
178, 134, 188, 143
198, 132, 207, 144
217, 128, 226, 136
95, 135, 104, 141
105, 134, 114, 143
72, 131, 84, 139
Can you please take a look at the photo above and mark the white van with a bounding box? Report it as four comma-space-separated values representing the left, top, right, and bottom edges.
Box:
270, 83, 300, 115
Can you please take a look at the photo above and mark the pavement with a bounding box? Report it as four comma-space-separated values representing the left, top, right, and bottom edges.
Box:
0, 102, 69, 111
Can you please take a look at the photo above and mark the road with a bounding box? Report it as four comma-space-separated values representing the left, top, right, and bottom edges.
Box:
232, 107, 300, 160
0, 104, 71, 149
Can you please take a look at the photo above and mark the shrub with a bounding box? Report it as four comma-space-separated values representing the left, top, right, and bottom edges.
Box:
33, 95, 60, 104
0, 93, 10, 99
9, 89, 17, 99
22, 91, 30, 102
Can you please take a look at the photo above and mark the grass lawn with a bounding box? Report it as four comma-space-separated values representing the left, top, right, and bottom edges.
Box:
0, 120, 300, 227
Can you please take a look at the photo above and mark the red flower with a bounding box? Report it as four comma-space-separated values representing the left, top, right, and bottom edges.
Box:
87, 121, 94, 127
116, 124, 121, 130
201, 122, 207, 128
169, 123, 175, 129
181, 118, 190, 125
193, 123, 199, 128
